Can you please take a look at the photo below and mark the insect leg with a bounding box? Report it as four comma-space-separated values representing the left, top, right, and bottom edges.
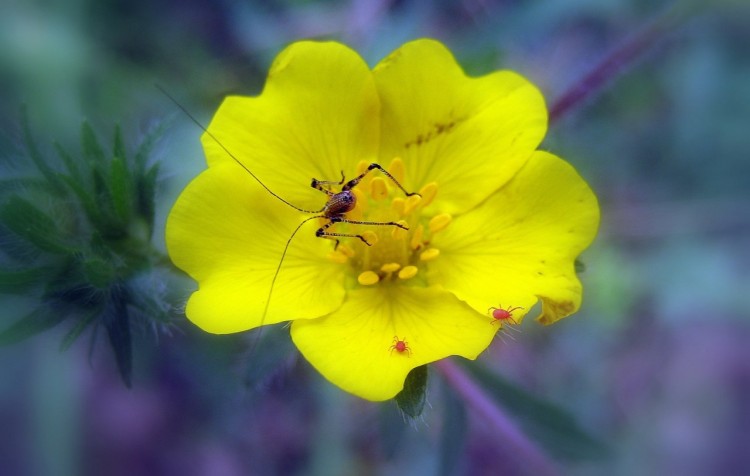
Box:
342, 163, 420, 197
316, 219, 372, 247
311, 170, 345, 195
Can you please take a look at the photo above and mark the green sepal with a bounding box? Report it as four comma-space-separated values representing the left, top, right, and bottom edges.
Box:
0, 307, 66, 346
0, 196, 73, 254
394, 365, 428, 418
460, 361, 608, 461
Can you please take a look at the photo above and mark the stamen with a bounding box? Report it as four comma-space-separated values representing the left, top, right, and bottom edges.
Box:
328, 250, 349, 263
370, 177, 388, 200
429, 213, 452, 233
403, 195, 422, 215
410, 224, 424, 250
391, 197, 406, 216
419, 182, 438, 207
338, 244, 355, 258
358, 271, 380, 286
388, 157, 406, 184
420, 248, 440, 261
362, 231, 378, 245
391, 220, 409, 240
381, 262, 401, 273
398, 266, 418, 280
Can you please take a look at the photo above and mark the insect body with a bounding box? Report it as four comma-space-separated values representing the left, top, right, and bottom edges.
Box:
389, 336, 411, 356
488, 305, 523, 325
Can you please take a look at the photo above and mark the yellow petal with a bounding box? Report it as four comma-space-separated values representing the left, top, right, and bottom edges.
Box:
373, 39, 547, 214
166, 162, 346, 334
430, 151, 599, 325
290, 286, 495, 401
202, 41, 380, 212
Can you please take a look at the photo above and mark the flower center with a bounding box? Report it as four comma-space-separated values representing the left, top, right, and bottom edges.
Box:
325, 158, 451, 287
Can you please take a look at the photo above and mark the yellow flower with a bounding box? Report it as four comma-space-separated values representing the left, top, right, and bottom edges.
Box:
166, 39, 600, 401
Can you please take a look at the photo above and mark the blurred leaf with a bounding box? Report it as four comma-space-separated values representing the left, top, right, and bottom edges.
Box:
59, 308, 100, 351
20, 105, 66, 195
110, 156, 132, 223
113, 125, 127, 164
81, 121, 106, 165
439, 380, 468, 476
244, 324, 297, 391
461, 361, 608, 461
54, 142, 82, 183
0, 307, 66, 346
0, 196, 73, 254
0, 178, 49, 194
103, 285, 132, 387
60, 174, 102, 227
0, 267, 51, 294
395, 365, 428, 418
134, 120, 167, 173
137, 164, 159, 233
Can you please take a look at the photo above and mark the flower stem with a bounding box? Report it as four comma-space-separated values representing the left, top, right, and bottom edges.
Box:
548, 1, 698, 124
434, 359, 560, 476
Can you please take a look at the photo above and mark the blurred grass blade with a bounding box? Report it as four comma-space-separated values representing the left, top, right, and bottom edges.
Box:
81, 121, 106, 164
0, 267, 50, 293
0, 196, 73, 254
439, 380, 468, 476
0, 307, 66, 346
395, 365, 428, 418
461, 361, 608, 461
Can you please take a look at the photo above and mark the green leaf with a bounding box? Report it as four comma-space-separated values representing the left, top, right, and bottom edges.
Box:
134, 120, 167, 173
110, 156, 132, 223
54, 142, 82, 182
59, 174, 102, 227
0, 196, 73, 254
81, 121, 106, 165
0, 307, 66, 346
113, 125, 127, 164
136, 163, 159, 234
461, 361, 608, 461
103, 285, 132, 387
439, 382, 468, 476
0, 177, 50, 194
20, 105, 66, 195
395, 365, 428, 418
243, 324, 297, 391
0, 267, 51, 294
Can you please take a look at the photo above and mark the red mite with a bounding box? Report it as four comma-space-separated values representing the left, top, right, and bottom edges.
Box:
488, 305, 523, 325
389, 336, 412, 356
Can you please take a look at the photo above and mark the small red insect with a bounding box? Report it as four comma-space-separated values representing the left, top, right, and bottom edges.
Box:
488, 305, 523, 325
389, 336, 412, 356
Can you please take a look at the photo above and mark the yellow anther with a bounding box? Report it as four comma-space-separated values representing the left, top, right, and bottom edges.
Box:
328, 250, 349, 263
388, 157, 406, 184
403, 194, 422, 215
398, 266, 418, 280
362, 231, 378, 245
429, 213, 452, 233
337, 244, 355, 258
420, 248, 440, 261
391, 220, 409, 240
391, 197, 406, 216
419, 182, 438, 207
356, 160, 369, 176
358, 271, 380, 286
410, 224, 424, 250
370, 177, 388, 200
381, 262, 401, 273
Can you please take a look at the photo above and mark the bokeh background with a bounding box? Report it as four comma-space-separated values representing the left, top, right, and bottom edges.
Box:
1, 0, 749, 475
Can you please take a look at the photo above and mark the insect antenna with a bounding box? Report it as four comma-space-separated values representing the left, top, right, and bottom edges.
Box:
156, 85, 324, 214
